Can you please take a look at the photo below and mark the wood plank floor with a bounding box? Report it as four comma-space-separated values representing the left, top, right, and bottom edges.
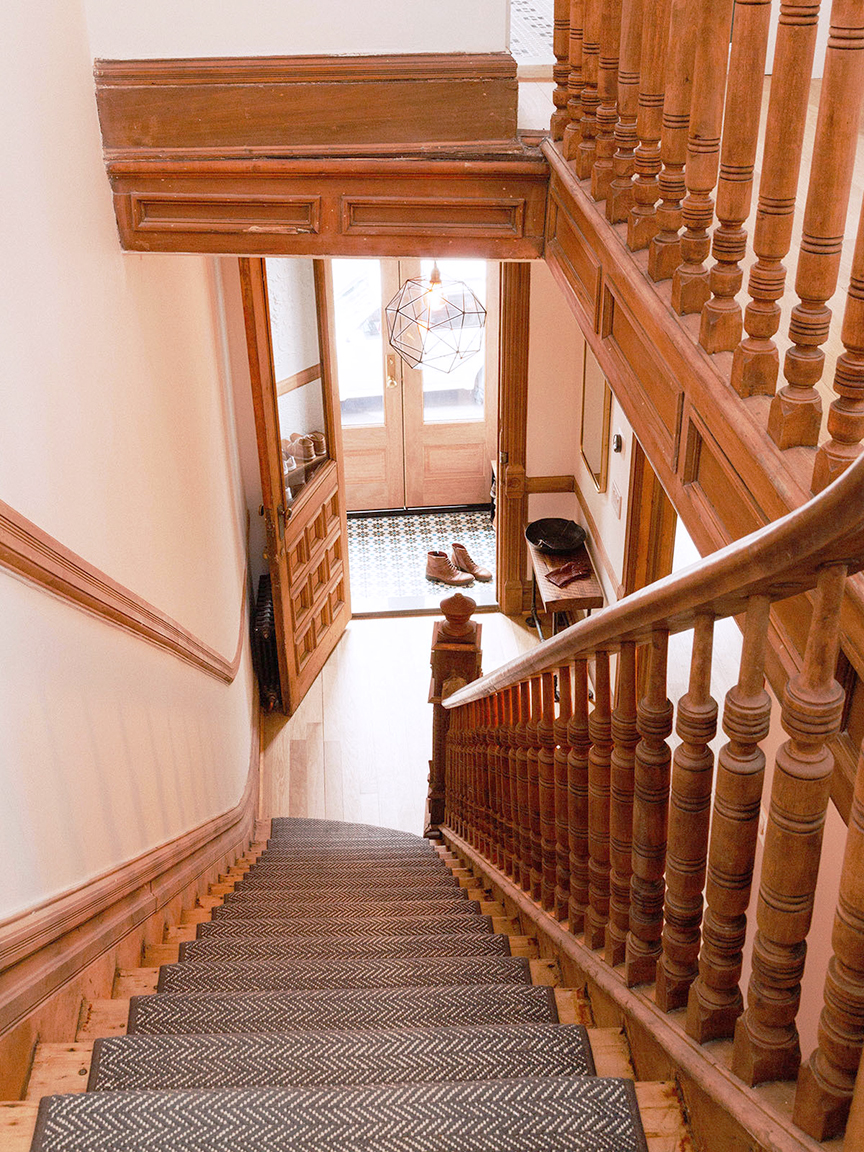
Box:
261, 612, 539, 835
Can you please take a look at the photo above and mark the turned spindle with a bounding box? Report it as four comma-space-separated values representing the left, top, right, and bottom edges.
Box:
591, 0, 624, 201
647, 0, 695, 280
731, 1, 822, 398
734, 566, 847, 1086
563, 0, 586, 159
627, 0, 672, 251
625, 628, 674, 986
813, 194, 864, 493
656, 614, 718, 1011
496, 692, 513, 875
768, 0, 864, 449
699, 0, 773, 352
487, 694, 501, 868
606, 642, 639, 966
505, 686, 520, 879
516, 681, 533, 891
569, 657, 592, 931
586, 651, 613, 948
528, 676, 545, 901
539, 671, 559, 911
606, 0, 644, 223
671, 0, 735, 315
687, 596, 772, 1042
552, 0, 573, 139
576, 0, 602, 178
555, 665, 574, 920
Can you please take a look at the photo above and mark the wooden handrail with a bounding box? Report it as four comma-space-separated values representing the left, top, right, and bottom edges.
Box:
443, 452, 864, 710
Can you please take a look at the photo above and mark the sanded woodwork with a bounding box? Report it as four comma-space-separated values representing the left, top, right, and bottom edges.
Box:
635, 1082, 696, 1152
143, 944, 181, 966
606, 641, 638, 966
114, 969, 160, 998
568, 658, 592, 933
562, 0, 585, 159
731, 2, 822, 398
606, 0, 644, 224
627, 0, 672, 250
76, 1000, 129, 1042
0, 1103, 39, 1152
530, 959, 562, 986
554, 988, 594, 1024
586, 651, 613, 949
554, 665, 574, 921
768, 3, 864, 448
508, 936, 540, 958
588, 1028, 636, 1078
590, 0, 623, 202
25, 1044, 93, 1100
656, 612, 717, 1011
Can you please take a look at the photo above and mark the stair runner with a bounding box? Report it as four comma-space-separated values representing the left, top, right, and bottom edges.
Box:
30, 818, 649, 1152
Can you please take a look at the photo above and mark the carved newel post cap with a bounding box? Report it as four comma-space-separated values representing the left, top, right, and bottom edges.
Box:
439, 593, 478, 641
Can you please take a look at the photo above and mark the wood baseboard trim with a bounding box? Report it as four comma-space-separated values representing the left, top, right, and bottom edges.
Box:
0, 498, 246, 682
0, 721, 259, 1040
443, 827, 826, 1152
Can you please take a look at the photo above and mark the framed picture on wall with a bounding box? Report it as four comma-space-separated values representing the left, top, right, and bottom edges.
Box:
581, 345, 612, 493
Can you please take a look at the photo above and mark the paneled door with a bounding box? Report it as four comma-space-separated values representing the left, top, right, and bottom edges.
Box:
241, 257, 351, 714
329, 258, 498, 512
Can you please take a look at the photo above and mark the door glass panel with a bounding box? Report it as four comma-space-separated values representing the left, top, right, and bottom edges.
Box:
419, 259, 486, 424
331, 259, 385, 427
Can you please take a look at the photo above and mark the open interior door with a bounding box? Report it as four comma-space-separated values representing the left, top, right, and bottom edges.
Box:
240, 257, 350, 713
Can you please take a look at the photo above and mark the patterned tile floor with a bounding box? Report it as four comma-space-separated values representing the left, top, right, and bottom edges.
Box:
511, 0, 554, 66
347, 511, 498, 615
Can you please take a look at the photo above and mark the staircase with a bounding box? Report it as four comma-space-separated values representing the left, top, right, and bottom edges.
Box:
12, 817, 691, 1151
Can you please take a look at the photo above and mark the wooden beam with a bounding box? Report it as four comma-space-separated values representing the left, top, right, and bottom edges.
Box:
276, 363, 322, 396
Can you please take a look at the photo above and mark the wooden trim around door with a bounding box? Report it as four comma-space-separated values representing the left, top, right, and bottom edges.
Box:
0, 499, 246, 683
497, 263, 531, 616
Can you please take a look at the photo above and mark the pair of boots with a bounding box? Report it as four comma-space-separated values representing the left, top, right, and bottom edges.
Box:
426, 542, 491, 587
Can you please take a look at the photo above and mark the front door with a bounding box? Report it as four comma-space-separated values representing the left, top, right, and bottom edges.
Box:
241, 257, 351, 714
329, 258, 498, 512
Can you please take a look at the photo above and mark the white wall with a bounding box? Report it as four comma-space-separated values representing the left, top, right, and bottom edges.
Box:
81, 0, 508, 59
0, 0, 257, 918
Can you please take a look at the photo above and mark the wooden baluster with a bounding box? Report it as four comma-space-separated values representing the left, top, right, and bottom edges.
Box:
555, 664, 574, 920
576, 0, 602, 177
449, 707, 462, 835
563, 0, 585, 159
647, 0, 696, 281
699, 0, 773, 351
656, 614, 718, 1011
552, 0, 573, 139
731, 1, 822, 398
687, 596, 772, 1042
813, 194, 864, 492
586, 651, 613, 948
606, 0, 644, 223
467, 700, 479, 849
734, 566, 847, 1086
483, 696, 496, 863
498, 690, 514, 876
569, 657, 592, 931
507, 685, 522, 880
606, 641, 639, 966
591, 0, 623, 201
528, 676, 545, 902
539, 671, 559, 910
625, 629, 674, 985
516, 682, 532, 891
670, 0, 735, 315
797, 735, 864, 1138
768, 0, 864, 448
627, 0, 672, 250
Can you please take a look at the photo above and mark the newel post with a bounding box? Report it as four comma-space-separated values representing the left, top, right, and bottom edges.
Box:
426, 593, 482, 839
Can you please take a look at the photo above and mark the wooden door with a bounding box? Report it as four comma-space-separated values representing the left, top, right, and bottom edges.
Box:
240, 257, 351, 714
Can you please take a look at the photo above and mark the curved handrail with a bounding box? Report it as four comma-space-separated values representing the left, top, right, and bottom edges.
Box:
444, 452, 864, 709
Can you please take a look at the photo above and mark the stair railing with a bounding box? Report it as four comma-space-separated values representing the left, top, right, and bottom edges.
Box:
436, 452, 864, 1142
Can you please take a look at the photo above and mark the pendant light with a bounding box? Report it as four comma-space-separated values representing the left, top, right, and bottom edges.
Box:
385, 262, 486, 373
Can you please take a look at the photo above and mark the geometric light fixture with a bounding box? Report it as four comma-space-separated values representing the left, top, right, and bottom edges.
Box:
385, 261, 487, 373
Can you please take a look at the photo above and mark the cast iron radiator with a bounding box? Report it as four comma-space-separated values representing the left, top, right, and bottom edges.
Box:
251, 574, 282, 713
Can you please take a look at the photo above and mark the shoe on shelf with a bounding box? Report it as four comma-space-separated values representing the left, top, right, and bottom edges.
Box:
451, 542, 492, 582
426, 551, 475, 587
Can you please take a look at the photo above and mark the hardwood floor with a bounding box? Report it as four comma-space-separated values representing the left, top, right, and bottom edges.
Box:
261, 612, 539, 835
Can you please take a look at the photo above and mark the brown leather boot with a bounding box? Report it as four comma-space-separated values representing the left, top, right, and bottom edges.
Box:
426, 550, 474, 586
451, 542, 492, 582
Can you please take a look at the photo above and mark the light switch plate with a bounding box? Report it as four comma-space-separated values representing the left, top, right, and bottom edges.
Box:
611, 481, 622, 519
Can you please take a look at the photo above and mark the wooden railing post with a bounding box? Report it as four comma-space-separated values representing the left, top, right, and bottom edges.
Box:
625, 628, 674, 986
555, 664, 574, 920
429, 593, 481, 837
813, 195, 864, 493
591, 0, 623, 201
647, 0, 696, 281
552, 0, 573, 139
539, 670, 559, 910
768, 0, 864, 449
606, 641, 639, 965
734, 565, 847, 1086
687, 596, 772, 1042
562, 0, 586, 160
730, 0, 822, 398
569, 657, 592, 931
576, 0, 602, 178
627, 0, 672, 250
606, 0, 644, 223
586, 650, 613, 948
698, 0, 773, 352
657, 612, 718, 1011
